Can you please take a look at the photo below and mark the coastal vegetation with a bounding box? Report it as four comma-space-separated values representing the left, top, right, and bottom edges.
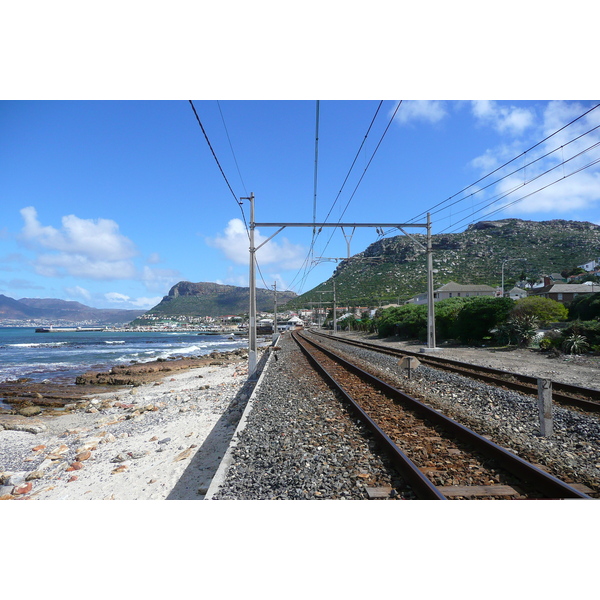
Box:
370, 293, 600, 355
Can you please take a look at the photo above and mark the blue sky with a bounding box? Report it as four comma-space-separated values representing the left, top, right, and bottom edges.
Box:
2, 99, 600, 309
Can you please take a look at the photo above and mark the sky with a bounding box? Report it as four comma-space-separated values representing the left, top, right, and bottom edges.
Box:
2, 99, 600, 309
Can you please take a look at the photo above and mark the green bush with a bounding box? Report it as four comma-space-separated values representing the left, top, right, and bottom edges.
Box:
375, 304, 427, 338
562, 333, 590, 354
560, 320, 600, 348
454, 297, 515, 343
495, 314, 538, 347
434, 297, 470, 340
538, 330, 562, 352
512, 296, 568, 325
568, 292, 600, 320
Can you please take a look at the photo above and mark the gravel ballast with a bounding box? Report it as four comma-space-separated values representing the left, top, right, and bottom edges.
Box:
211, 331, 600, 499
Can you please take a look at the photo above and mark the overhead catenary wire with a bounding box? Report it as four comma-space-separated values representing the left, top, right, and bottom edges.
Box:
290, 101, 389, 294
408, 102, 600, 226
217, 100, 248, 197
188, 100, 250, 237
437, 135, 600, 233
428, 123, 600, 223
444, 155, 600, 234
317, 100, 403, 258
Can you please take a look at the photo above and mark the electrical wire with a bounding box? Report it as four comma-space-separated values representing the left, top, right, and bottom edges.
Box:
217, 101, 248, 197
428, 123, 600, 223
408, 102, 600, 225
317, 101, 403, 258
289, 101, 388, 294
312, 100, 320, 240
441, 146, 600, 234
188, 100, 250, 236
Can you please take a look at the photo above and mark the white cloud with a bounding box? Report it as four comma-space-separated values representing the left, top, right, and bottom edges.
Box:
64, 285, 92, 301
19, 207, 138, 280
104, 292, 161, 309
471, 100, 535, 135
141, 265, 181, 292
394, 101, 447, 125
207, 218, 307, 269
147, 252, 161, 264
466, 101, 600, 217
20, 207, 137, 260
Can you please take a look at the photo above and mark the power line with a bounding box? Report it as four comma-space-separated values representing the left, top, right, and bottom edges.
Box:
217, 100, 248, 197
291, 101, 388, 294
429, 122, 600, 223
311, 101, 320, 261
317, 101, 403, 257
188, 100, 250, 235
442, 145, 600, 234
408, 102, 600, 225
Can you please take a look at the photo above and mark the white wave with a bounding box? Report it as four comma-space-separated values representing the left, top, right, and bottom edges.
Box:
8, 342, 69, 348
104, 340, 126, 345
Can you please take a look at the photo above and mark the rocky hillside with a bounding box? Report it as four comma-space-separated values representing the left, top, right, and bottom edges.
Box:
139, 281, 298, 318
290, 219, 600, 306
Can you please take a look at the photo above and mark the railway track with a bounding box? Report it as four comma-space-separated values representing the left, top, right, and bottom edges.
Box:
309, 330, 600, 413
292, 330, 592, 500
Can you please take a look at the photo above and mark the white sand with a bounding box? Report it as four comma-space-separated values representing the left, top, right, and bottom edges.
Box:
1, 359, 250, 500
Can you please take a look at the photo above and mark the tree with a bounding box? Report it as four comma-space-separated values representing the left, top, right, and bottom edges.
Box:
569, 292, 600, 320
454, 297, 515, 343
512, 296, 568, 326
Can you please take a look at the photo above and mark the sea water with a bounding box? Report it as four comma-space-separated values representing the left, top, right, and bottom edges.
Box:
0, 327, 248, 385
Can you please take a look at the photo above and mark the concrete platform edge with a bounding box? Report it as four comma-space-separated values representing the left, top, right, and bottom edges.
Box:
204, 336, 279, 500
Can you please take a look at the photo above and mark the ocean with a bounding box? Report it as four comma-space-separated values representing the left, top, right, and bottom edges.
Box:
0, 327, 249, 386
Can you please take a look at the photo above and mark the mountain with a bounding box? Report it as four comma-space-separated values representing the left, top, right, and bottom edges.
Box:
0, 295, 46, 319
0, 295, 144, 324
138, 281, 298, 319
289, 218, 600, 307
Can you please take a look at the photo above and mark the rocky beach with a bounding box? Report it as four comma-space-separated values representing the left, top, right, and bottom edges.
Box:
0, 348, 258, 500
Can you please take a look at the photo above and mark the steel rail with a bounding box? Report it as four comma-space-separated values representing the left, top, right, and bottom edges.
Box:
296, 331, 592, 499
291, 331, 446, 499
309, 330, 600, 413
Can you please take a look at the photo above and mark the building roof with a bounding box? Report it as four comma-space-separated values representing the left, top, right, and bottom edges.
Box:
531, 283, 600, 294
435, 281, 497, 293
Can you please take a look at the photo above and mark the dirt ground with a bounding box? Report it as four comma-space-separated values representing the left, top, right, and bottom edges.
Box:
343, 333, 600, 391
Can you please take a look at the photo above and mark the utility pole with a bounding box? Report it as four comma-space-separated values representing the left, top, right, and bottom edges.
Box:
243, 193, 257, 378
333, 280, 337, 335
502, 258, 526, 297
426, 213, 436, 350
246, 199, 434, 375
272, 281, 278, 342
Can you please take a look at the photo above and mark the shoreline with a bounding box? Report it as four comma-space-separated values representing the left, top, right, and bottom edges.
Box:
0, 347, 261, 500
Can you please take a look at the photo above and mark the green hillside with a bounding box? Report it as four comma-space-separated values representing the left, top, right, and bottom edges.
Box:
287, 219, 600, 308
136, 281, 297, 320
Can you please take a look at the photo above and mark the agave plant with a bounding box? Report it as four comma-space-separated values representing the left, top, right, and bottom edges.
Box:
562, 333, 590, 355
495, 315, 538, 347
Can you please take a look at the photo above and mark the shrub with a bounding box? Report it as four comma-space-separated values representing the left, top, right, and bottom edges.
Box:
568, 292, 600, 320
495, 314, 538, 347
454, 297, 515, 343
375, 304, 426, 338
434, 297, 470, 340
562, 333, 590, 355
560, 320, 600, 348
513, 296, 568, 325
